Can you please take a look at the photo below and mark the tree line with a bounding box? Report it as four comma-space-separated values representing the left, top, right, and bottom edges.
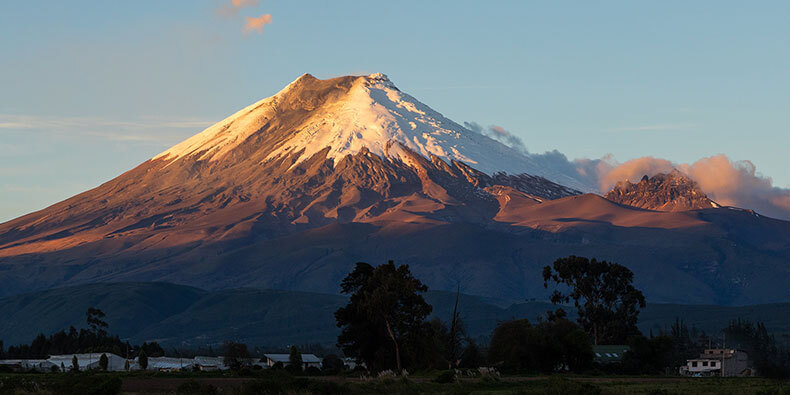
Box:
334, 256, 790, 378
2, 256, 789, 378
0, 307, 164, 361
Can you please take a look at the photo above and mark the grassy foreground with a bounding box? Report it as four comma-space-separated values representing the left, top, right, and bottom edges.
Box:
1, 371, 789, 394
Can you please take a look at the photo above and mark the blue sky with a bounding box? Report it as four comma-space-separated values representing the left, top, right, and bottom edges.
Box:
1, 1, 789, 222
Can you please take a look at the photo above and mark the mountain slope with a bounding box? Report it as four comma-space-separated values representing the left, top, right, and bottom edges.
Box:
1, 74, 789, 305
153, 73, 590, 191
2, 282, 790, 348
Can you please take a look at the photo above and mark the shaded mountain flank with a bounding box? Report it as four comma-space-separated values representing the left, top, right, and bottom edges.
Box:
2, 282, 790, 348
1, 74, 790, 305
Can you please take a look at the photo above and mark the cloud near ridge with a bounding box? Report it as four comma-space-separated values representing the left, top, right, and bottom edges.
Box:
599, 155, 790, 219
464, 122, 528, 154
464, 121, 790, 220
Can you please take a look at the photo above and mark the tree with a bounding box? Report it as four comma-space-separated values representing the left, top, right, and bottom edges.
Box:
288, 345, 303, 372
488, 319, 537, 371
86, 307, 108, 339
138, 349, 148, 370
71, 355, 79, 372
458, 339, 485, 368
222, 341, 250, 370
488, 317, 593, 373
335, 261, 433, 372
667, 318, 702, 369
99, 353, 109, 371
543, 256, 646, 345
61, 362, 66, 373
2, 325, 133, 360
139, 342, 165, 357
724, 319, 790, 378
446, 285, 465, 369
321, 354, 344, 373
621, 335, 674, 374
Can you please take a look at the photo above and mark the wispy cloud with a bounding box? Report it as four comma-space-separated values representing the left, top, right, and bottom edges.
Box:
610, 123, 698, 132
215, 0, 273, 36
464, 122, 528, 154
0, 122, 33, 129
594, 154, 790, 220
216, 0, 260, 17
244, 14, 273, 34
0, 114, 214, 144
463, 118, 790, 220
410, 85, 509, 91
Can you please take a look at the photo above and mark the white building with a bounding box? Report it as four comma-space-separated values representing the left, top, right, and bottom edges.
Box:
193, 356, 229, 371
47, 353, 128, 372
146, 356, 197, 372
683, 357, 723, 376
263, 353, 321, 369
0, 359, 56, 372
343, 357, 363, 370
681, 349, 754, 377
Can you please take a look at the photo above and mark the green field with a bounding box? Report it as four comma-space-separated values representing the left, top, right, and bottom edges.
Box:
1, 371, 789, 394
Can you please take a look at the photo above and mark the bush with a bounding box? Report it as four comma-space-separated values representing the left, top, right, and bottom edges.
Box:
98, 353, 109, 371
621, 335, 674, 374
176, 380, 218, 395
47, 375, 122, 395
488, 318, 592, 373
543, 377, 601, 395
238, 367, 255, 377
306, 380, 348, 394
322, 354, 344, 373
304, 366, 322, 376
433, 370, 456, 383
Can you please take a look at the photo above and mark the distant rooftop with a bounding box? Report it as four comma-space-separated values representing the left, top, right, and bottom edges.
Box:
263, 353, 321, 363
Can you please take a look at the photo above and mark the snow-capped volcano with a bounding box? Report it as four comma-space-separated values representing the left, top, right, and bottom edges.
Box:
3, 73, 790, 306
155, 73, 589, 191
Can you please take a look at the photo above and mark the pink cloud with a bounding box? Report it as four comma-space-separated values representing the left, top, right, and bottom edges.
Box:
597, 156, 674, 191
216, 0, 260, 17
232, 0, 258, 6
244, 14, 273, 34
593, 154, 790, 220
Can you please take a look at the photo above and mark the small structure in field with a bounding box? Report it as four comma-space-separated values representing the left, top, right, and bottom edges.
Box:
592, 345, 630, 364
47, 353, 128, 371
146, 356, 197, 372
193, 356, 228, 371
681, 349, 754, 377
263, 353, 321, 369
0, 359, 56, 372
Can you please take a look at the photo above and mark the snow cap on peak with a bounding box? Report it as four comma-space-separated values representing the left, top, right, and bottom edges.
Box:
360, 73, 396, 89
295, 73, 317, 81
367, 72, 389, 81
153, 72, 592, 191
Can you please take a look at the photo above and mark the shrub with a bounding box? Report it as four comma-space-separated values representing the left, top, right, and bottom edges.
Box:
47, 375, 122, 395
488, 318, 592, 373
304, 366, 322, 376
433, 370, 456, 383
543, 377, 601, 395
176, 380, 218, 395
322, 354, 344, 373
99, 353, 109, 371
